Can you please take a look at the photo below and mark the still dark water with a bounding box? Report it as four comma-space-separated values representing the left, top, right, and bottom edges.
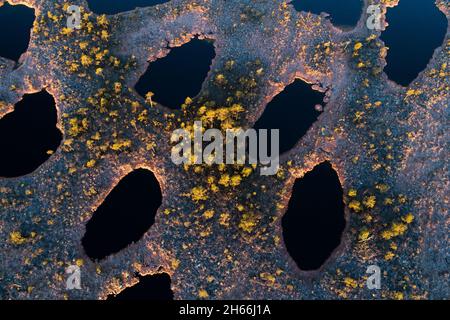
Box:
282, 162, 345, 271
108, 273, 173, 300
381, 0, 447, 86
0, 2, 34, 61
254, 79, 324, 155
82, 169, 162, 261
87, 0, 170, 14
0, 91, 62, 177
291, 0, 363, 28
135, 38, 216, 109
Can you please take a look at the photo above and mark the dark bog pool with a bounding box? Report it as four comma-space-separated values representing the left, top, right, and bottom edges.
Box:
0, 2, 34, 61
82, 169, 162, 261
282, 162, 345, 271
135, 38, 216, 110
0, 90, 62, 178
254, 79, 325, 155
381, 0, 447, 86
